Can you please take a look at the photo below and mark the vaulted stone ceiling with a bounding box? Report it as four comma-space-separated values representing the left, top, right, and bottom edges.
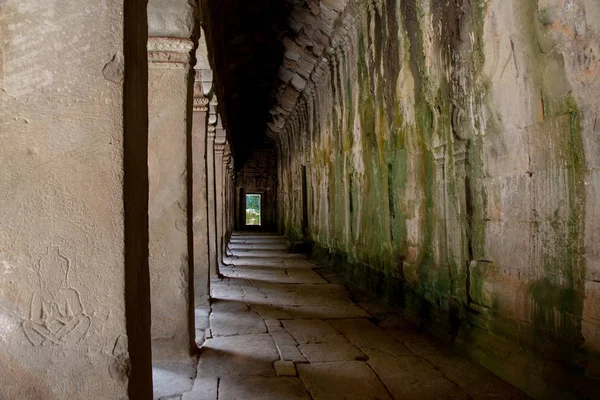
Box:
201, 0, 348, 164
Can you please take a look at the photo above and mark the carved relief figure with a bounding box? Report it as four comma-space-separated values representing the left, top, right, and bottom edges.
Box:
23, 246, 90, 346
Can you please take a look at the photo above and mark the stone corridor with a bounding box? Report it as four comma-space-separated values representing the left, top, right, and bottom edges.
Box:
3, 0, 600, 398
161, 232, 527, 400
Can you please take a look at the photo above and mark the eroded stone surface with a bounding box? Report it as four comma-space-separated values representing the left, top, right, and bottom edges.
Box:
370, 356, 470, 400
298, 343, 366, 362
297, 361, 392, 400
153, 360, 196, 400
328, 319, 413, 359
182, 377, 218, 400
277, 344, 308, 363
0, 1, 148, 398
274, 360, 298, 376
218, 377, 311, 400
197, 334, 278, 377
196, 233, 526, 399
148, 35, 195, 362
209, 311, 266, 336
283, 319, 348, 344
265, 0, 600, 397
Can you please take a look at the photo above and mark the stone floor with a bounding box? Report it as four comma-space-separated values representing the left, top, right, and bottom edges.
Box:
172, 232, 529, 400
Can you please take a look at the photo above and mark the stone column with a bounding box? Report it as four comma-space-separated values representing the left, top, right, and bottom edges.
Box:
433, 144, 448, 265
207, 104, 219, 278
0, 1, 151, 397
191, 87, 210, 306
192, 35, 215, 297
227, 159, 235, 239
222, 143, 232, 250
214, 129, 226, 268
147, 36, 194, 361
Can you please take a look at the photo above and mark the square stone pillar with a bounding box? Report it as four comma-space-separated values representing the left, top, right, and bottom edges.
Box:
207, 109, 219, 278
229, 160, 235, 235
191, 93, 210, 306
230, 174, 235, 234
214, 134, 226, 268
193, 37, 216, 290
223, 144, 233, 247
147, 37, 195, 361
0, 1, 151, 398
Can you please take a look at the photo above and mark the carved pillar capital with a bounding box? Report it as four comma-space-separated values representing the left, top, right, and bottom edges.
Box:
193, 96, 210, 112
214, 143, 226, 154
433, 144, 446, 170
207, 125, 216, 138
148, 37, 194, 68
453, 140, 469, 176
194, 68, 214, 98
215, 122, 227, 145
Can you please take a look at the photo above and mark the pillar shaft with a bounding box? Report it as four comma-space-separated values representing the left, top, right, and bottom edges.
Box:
207, 129, 219, 277
214, 142, 225, 267
229, 170, 235, 234
222, 146, 233, 247
0, 1, 151, 397
191, 95, 211, 306
147, 37, 194, 361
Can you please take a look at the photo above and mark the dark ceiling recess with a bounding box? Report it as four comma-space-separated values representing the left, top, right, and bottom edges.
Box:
201, 0, 290, 165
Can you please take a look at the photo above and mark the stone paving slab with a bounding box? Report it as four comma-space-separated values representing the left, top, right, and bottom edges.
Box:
225, 277, 253, 287
227, 266, 289, 282
274, 360, 298, 376
269, 329, 298, 346
283, 259, 318, 269
277, 344, 307, 363
230, 239, 288, 244
252, 283, 352, 305
231, 250, 307, 259
197, 334, 279, 377
153, 360, 196, 400
211, 298, 249, 313
298, 342, 367, 362
368, 355, 470, 399
228, 268, 328, 284
286, 268, 329, 283
225, 256, 285, 267
422, 351, 530, 399
244, 302, 372, 320
211, 285, 244, 300
182, 377, 218, 400
229, 243, 288, 251
287, 304, 372, 319
328, 318, 414, 359
297, 361, 392, 400
190, 232, 529, 400
264, 319, 281, 328
218, 377, 311, 400
283, 319, 349, 344
209, 311, 266, 336
251, 304, 293, 320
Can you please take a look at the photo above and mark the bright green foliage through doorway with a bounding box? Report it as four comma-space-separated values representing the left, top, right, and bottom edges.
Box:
246, 194, 261, 225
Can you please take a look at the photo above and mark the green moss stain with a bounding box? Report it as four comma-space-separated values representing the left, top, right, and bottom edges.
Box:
516, 4, 588, 355
277, 2, 589, 386
529, 97, 586, 352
